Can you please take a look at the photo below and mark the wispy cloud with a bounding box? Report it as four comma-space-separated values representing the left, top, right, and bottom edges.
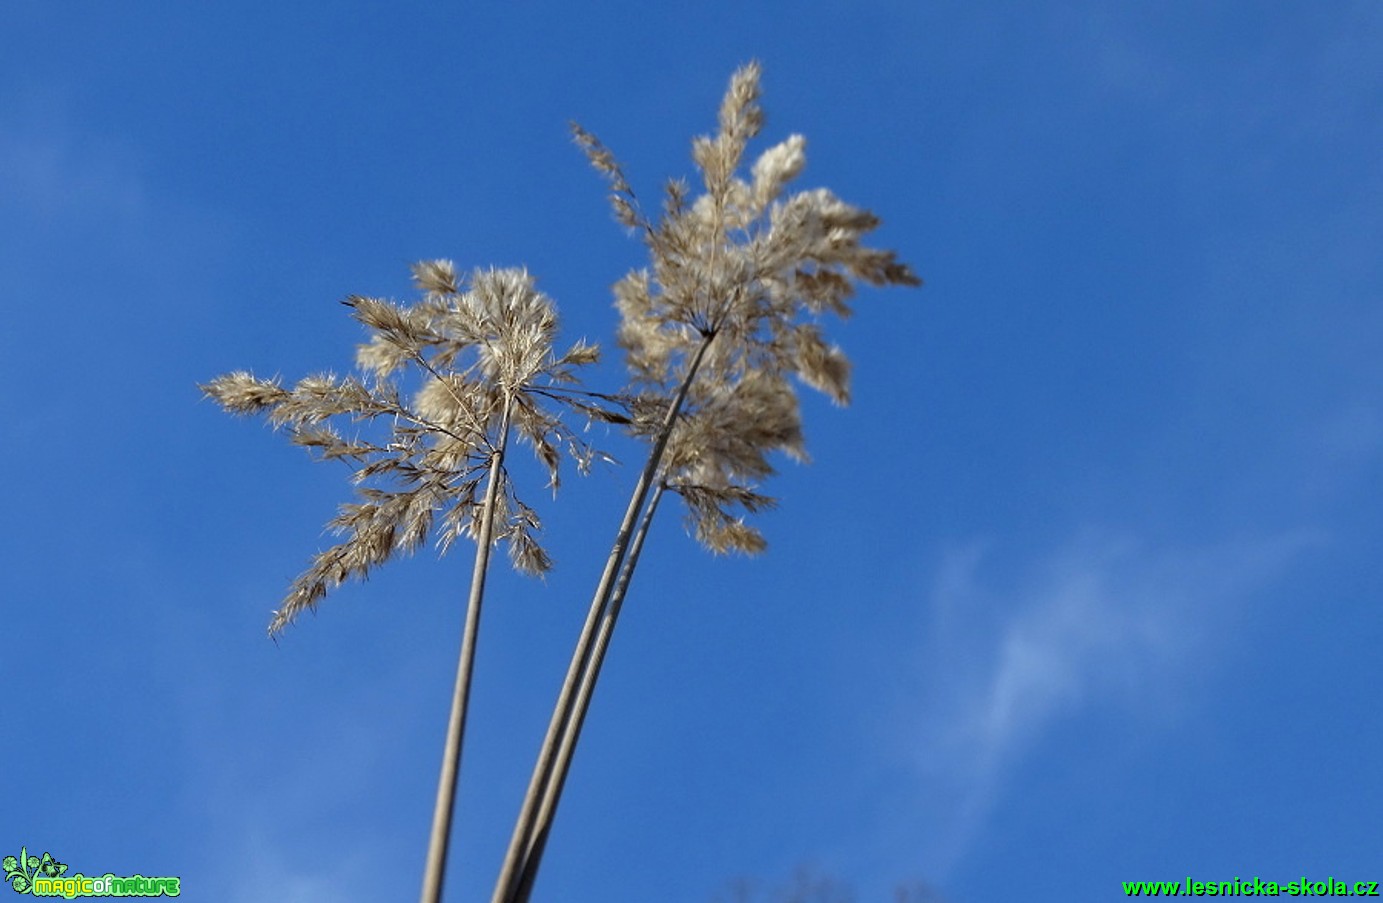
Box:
0, 88, 150, 244
0, 87, 232, 294
0, 129, 145, 228
908, 529, 1318, 873
218, 827, 373, 903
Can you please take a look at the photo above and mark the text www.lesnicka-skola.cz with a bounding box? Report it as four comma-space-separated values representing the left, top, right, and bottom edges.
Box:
1122, 876, 1379, 896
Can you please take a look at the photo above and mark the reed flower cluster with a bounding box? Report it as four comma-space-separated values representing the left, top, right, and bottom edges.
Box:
204, 264, 606, 632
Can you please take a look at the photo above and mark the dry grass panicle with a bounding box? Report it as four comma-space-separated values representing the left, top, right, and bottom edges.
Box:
202, 263, 608, 635
574, 62, 920, 555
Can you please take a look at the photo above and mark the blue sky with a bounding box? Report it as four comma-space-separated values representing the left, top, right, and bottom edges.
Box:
3, 2, 1380, 901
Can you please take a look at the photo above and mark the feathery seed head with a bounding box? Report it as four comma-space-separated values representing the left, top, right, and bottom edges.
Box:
576, 63, 919, 555
751, 134, 807, 208
200, 371, 290, 415
411, 259, 459, 295
207, 259, 606, 636
579, 64, 918, 403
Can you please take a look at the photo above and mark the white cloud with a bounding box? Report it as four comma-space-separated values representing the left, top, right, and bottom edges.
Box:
907, 529, 1318, 873
0, 87, 232, 297
219, 828, 373, 903
0, 87, 149, 238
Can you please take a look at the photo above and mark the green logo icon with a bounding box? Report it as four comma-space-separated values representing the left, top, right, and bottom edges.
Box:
4, 849, 66, 894
2, 847, 180, 897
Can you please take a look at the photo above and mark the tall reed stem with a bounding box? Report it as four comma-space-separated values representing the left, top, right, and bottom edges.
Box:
512, 482, 666, 902
491, 335, 715, 903
420, 395, 514, 903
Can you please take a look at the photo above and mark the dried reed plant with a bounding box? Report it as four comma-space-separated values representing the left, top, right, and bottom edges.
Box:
494, 62, 920, 903
202, 263, 612, 903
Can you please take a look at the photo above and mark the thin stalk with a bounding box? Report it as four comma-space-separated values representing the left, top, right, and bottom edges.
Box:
491, 334, 716, 903
512, 482, 666, 903
420, 395, 515, 903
